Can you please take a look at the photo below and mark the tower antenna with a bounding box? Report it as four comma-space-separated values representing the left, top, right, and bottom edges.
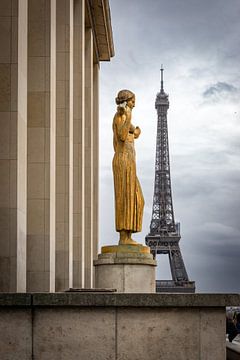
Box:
160, 64, 164, 92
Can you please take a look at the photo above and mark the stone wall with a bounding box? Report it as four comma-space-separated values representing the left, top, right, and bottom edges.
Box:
1, 293, 240, 360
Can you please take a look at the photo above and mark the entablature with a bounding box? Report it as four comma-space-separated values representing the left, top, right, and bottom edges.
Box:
86, 0, 115, 63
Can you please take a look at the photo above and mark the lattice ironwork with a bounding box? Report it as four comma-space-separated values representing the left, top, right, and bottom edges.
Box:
145, 67, 195, 293
149, 66, 176, 236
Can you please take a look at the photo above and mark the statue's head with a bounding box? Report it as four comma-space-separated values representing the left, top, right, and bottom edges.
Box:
115, 89, 135, 109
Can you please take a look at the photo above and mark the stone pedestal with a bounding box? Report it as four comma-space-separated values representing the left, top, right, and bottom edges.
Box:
94, 244, 157, 293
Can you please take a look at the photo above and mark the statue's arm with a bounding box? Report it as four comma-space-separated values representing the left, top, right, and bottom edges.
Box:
115, 113, 131, 141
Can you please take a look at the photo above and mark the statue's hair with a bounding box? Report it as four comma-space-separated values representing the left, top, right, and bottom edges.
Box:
115, 89, 135, 105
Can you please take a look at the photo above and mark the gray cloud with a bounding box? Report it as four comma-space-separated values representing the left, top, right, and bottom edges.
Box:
109, 0, 240, 73
100, 0, 240, 293
142, 140, 240, 292
203, 82, 238, 101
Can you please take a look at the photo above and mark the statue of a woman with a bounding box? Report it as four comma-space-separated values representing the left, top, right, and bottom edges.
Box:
112, 89, 144, 245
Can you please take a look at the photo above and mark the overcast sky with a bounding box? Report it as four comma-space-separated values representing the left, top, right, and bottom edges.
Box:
99, 0, 240, 293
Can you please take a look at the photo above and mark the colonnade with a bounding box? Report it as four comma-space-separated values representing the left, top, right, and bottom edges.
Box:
0, 0, 114, 292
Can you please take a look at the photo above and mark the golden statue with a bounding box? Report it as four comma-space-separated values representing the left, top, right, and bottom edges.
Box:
112, 89, 144, 245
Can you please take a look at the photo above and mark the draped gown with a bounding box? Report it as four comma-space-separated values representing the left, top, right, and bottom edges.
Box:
112, 108, 144, 233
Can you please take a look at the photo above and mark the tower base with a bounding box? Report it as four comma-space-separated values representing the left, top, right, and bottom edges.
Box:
146, 234, 195, 293
94, 244, 157, 293
156, 280, 195, 293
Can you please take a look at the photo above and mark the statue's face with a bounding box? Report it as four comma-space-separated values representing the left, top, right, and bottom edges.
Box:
127, 96, 135, 109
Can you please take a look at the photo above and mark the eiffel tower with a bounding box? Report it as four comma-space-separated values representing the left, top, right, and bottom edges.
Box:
145, 66, 195, 293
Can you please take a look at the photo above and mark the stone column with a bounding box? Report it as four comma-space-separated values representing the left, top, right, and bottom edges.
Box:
55, 0, 70, 292
0, 0, 25, 292
84, 28, 94, 288
71, 0, 85, 289
27, 0, 55, 292
50, 0, 57, 293
17, 0, 28, 292
92, 63, 99, 286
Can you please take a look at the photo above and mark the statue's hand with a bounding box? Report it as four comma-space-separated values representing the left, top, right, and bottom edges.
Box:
129, 124, 135, 133
134, 126, 141, 138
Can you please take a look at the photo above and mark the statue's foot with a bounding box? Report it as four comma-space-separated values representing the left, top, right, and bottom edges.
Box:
128, 238, 139, 245
118, 238, 139, 246
119, 230, 139, 246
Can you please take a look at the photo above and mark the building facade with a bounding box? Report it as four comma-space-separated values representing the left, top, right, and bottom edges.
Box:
0, 0, 114, 293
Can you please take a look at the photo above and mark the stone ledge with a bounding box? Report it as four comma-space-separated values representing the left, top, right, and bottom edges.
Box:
0, 293, 240, 307
94, 248, 157, 267
94, 257, 157, 266
0, 293, 32, 306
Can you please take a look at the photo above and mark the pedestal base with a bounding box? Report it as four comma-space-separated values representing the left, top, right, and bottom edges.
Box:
94, 244, 157, 293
